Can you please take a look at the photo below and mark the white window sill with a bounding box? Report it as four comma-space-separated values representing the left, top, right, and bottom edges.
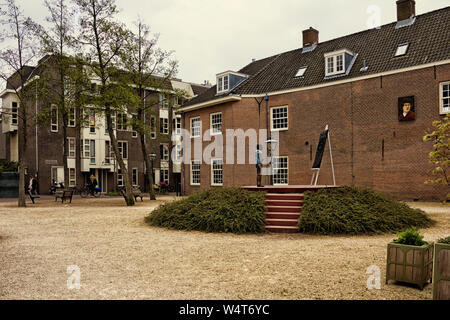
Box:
271, 128, 288, 132
190, 183, 201, 186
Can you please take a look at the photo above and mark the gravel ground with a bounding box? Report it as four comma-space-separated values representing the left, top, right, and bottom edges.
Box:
0, 198, 449, 300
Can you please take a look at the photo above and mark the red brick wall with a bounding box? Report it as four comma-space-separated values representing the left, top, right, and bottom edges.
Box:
183, 64, 450, 200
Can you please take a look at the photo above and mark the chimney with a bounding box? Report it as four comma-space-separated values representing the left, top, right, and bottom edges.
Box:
396, 0, 416, 21
302, 27, 319, 48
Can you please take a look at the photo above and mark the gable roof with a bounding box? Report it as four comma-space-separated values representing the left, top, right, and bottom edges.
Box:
183, 6, 450, 108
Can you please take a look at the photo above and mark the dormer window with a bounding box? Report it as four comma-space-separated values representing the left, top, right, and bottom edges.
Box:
217, 75, 229, 94
216, 71, 248, 95
395, 43, 409, 57
324, 49, 357, 78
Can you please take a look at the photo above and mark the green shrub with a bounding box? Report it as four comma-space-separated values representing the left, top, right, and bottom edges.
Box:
145, 187, 266, 234
437, 236, 450, 244
298, 186, 434, 235
394, 227, 427, 246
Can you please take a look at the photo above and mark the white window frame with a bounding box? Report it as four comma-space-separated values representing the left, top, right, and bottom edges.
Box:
11, 101, 18, 125
132, 168, 138, 186
395, 43, 409, 57
117, 169, 124, 186
294, 67, 307, 78
68, 137, 76, 158
89, 112, 96, 134
174, 116, 181, 135
211, 158, 223, 186
105, 140, 112, 164
159, 94, 169, 109
160, 169, 169, 184
272, 156, 289, 186
69, 168, 76, 187
216, 75, 229, 94
117, 113, 128, 131
118, 141, 128, 159
270, 106, 289, 132
439, 81, 450, 115
191, 117, 201, 138
324, 49, 352, 77
190, 160, 201, 186
160, 143, 169, 161
131, 114, 138, 138
160, 117, 169, 135
51, 105, 58, 132
68, 107, 76, 127
210, 112, 222, 135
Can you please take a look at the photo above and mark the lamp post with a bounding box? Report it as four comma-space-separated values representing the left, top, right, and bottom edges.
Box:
149, 153, 156, 191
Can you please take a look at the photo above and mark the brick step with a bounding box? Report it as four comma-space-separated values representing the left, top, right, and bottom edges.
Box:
266, 193, 304, 201
265, 212, 301, 220
265, 218, 298, 227
265, 225, 299, 233
266, 199, 303, 207
267, 205, 302, 213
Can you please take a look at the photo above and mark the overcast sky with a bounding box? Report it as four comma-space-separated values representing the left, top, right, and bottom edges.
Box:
7, 0, 450, 86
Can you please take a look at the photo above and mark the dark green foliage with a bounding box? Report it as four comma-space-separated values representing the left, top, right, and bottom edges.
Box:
298, 186, 434, 235
0, 161, 19, 173
393, 227, 427, 246
438, 236, 450, 244
145, 188, 266, 234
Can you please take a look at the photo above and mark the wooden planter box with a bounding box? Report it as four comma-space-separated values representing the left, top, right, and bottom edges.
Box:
433, 243, 450, 300
386, 242, 433, 290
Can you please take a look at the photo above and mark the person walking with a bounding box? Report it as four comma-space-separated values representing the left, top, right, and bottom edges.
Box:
89, 174, 98, 196
256, 144, 264, 187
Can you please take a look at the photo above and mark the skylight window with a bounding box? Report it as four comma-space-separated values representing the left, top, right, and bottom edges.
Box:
295, 67, 307, 78
395, 43, 409, 57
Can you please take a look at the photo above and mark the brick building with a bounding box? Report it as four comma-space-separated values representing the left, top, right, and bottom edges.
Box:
0, 57, 209, 194
179, 1, 450, 200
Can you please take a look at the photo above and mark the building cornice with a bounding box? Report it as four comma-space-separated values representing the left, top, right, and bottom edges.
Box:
178, 96, 242, 113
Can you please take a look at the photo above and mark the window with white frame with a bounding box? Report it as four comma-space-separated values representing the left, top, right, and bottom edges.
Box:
69, 168, 76, 187
159, 94, 169, 109
89, 112, 95, 133
69, 108, 76, 127
210, 113, 222, 135
51, 105, 58, 132
118, 141, 128, 159
216, 75, 229, 94
132, 168, 138, 186
160, 144, 169, 161
324, 50, 350, 76
82, 139, 95, 164
271, 106, 288, 131
395, 43, 409, 57
273, 157, 288, 185
160, 169, 169, 184
11, 102, 18, 125
174, 117, 181, 135
440, 81, 450, 114
68, 137, 76, 158
191, 160, 201, 185
191, 117, 201, 138
117, 113, 127, 131
174, 144, 182, 163
211, 159, 223, 186
160, 117, 169, 134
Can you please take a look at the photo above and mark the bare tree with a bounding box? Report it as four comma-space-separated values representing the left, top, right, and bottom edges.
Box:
120, 19, 179, 200
75, 0, 136, 205
0, 0, 38, 207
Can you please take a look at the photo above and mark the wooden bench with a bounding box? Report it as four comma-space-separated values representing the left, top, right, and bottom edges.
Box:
61, 190, 74, 203
55, 190, 74, 203
119, 187, 144, 202
132, 187, 144, 202
27, 190, 40, 204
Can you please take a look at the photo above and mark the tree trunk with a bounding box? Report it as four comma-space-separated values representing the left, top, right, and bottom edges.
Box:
18, 102, 27, 207
138, 109, 156, 200
62, 114, 69, 189
106, 110, 134, 206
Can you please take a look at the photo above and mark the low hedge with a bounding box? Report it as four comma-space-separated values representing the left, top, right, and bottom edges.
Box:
298, 186, 434, 235
145, 187, 266, 234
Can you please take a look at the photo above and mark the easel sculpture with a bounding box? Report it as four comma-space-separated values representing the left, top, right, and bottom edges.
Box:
310, 125, 336, 186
